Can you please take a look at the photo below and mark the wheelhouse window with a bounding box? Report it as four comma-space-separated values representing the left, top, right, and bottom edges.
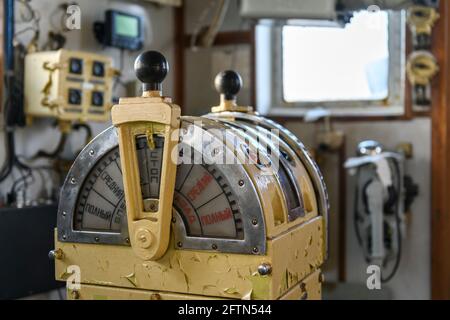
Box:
283, 11, 389, 102
256, 10, 406, 117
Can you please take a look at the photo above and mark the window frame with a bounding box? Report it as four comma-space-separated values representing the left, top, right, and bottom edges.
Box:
256, 10, 406, 117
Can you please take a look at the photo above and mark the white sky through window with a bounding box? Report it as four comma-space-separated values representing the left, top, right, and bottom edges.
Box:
282, 11, 389, 102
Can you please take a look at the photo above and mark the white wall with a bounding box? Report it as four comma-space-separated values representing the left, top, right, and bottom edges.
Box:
0, 0, 175, 203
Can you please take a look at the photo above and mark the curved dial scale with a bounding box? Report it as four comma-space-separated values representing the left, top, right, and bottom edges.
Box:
57, 124, 267, 255
174, 163, 243, 239
75, 148, 125, 232
73, 145, 243, 240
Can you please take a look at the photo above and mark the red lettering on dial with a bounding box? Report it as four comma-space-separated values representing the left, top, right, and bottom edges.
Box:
175, 193, 196, 224
200, 208, 233, 226
187, 172, 213, 201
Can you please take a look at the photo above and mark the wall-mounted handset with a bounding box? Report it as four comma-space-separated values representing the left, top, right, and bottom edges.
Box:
345, 141, 418, 283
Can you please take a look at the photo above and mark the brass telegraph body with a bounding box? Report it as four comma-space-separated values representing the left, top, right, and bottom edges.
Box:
24, 49, 114, 123
52, 51, 329, 300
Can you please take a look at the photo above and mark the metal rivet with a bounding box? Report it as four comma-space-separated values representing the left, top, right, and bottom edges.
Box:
125, 238, 130, 244
238, 180, 245, 187
172, 217, 176, 223
252, 247, 259, 254
95, 237, 100, 242
70, 177, 76, 184
62, 234, 67, 240
300, 282, 307, 291
89, 150, 95, 156
252, 218, 258, 226
62, 211, 67, 217
177, 242, 183, 248
258, 263, 272, 276
212, 244, 218, 250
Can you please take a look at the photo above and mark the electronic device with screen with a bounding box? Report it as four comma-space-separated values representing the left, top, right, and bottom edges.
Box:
94, 10, 144, 51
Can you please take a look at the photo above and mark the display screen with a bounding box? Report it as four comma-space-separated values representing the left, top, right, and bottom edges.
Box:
115, 14, 139, 38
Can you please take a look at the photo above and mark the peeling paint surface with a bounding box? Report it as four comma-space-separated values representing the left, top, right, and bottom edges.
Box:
55, 217, 324, 299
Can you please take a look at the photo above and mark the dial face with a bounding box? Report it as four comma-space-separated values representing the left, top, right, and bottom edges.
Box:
74, 145, 243, 240
174, 163, 243, 239
74, 148, 125, 232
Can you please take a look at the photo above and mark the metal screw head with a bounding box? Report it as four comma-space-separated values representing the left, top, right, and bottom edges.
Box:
172, 217, 176, 223
238, 180, 245, 187
62, 211, 67, 217
135, 229, 152, 249
258, 263, 272, 276
89, 150, 95, 156
252, 218, 258, 226
48, 249, 63, 260
70, 177, 76, 184
212, 244, 218, 250
48, 250, 56, 260
94, 237, 100, 242
252, 247, 259, 254
177, 242, 183, 248
125, 238, 130, 244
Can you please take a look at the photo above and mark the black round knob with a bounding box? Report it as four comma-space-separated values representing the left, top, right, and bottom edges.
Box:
215, 70, 242, 100
134, 51, 169, 92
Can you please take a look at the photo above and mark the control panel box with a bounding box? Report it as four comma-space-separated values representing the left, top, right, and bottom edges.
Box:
24, 49, 114, 122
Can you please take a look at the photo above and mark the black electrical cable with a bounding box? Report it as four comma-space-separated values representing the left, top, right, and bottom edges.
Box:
353, 170, 363, 245
0, 131, 15, 182
380, 159, 403, 283
0, 76, 15, 182
11, 167, 31, 194
29, 132, 68, 160
72, 123, 93, 143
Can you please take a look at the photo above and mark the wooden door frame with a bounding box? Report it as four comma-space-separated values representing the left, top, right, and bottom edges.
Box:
431, 0, 450, 300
